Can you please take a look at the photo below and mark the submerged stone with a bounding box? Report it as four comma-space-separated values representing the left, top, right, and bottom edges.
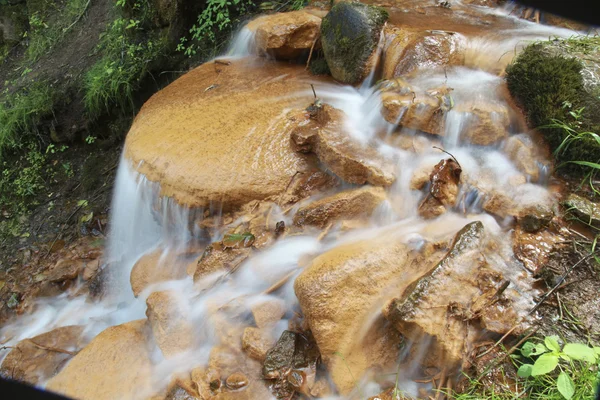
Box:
321, 1, 388, 83
146, 290, 195, 358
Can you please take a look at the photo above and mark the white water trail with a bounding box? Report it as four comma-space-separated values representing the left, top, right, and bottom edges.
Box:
0, 11, 570, 398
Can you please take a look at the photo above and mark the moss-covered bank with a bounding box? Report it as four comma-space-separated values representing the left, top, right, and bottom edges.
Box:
506, 36, 600, 174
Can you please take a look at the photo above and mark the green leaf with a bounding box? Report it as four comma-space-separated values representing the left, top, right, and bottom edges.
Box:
517, 364, 533, 378
531, 353, 559, 376
222, 232, 255, 248
562, 343, 597, 363
545, 336, 561, 353
557, 371, 575, 400
532, 343, 548, 356
569, 160, 600, 170
594, 347, 600, 357
521, 342, 535, 357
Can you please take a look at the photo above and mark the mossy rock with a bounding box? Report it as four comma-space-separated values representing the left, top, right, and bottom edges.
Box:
506, 37, 600, 174
0, 3, 28, 46
320, 1, 388, 84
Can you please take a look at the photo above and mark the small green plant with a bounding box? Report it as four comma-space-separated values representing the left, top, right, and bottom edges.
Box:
516, 336, 599, 399
178, 0, 257, 58
0, 82, 56, 156
25, 0, 90, 61
84, 135, 96, 144
84, 0, 164, 119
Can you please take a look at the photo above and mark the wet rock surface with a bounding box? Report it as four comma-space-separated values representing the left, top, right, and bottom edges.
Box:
193, 244, 252, 283
321, 1, 388, 83
294, 236, 437, 393
246, 11, 321, 59
262, 330, 320, 399
418, 158, 461, 219
294, 186, 387, 228
382, 27, 466, 79
125, 58, 331, 210
46, 320, 153, 400
146, 290, 195, 358
130, 249, 189, 296
384, 222, 525, 368
0, 325, 86, 385
290, 104, 396, 186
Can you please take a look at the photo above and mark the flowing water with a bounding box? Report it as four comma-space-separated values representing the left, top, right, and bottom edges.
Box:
0, 4, 589, 399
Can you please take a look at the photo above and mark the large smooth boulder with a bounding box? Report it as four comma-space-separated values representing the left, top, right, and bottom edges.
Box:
46, 320, 153, 400
0, 326, 86, 385
294, 236, 437, 394
246, 11, 321, 59
293, 186, 387, 228
321, 1, 388, 84
125, 58, 331, 210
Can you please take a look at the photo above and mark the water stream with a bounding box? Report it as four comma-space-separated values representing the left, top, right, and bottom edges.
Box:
0, 4, 589, 399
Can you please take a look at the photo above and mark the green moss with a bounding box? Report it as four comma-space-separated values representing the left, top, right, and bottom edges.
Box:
309, 57, 330, 75
506, 37, 600, 174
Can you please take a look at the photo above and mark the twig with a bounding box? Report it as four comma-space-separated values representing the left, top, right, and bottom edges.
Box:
310, 84, 317, 100
29, 340, 77, 356
475, 327, 539, 383
263, 270, 296, 295
432, 146, 461, 168
277, 171, 303, 206
317, 222, 333, 241
214, 59, 231, 66
305, 34, 320, 70
63, 0, 91, 34
476, 324, 520, 359
529, 252, 595, 315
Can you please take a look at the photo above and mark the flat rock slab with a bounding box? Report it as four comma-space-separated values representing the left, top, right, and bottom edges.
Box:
125, 57, 331, 210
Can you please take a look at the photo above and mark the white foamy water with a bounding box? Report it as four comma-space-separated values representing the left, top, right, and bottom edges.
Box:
0, 6, 574, 399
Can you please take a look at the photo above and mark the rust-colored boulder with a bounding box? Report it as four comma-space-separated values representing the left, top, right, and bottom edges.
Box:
246, 11, 321, 59
290, 104, 396, 186
46, 320, 153, 400
130, 249, 187, 297
384, 222, 525, 369
382, 27, 466, 79
146, 290, 195, 358
0, 326, 86, 385
193, 244, 251, 283
294, 186, 387, 228
294, 237, 437, 394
